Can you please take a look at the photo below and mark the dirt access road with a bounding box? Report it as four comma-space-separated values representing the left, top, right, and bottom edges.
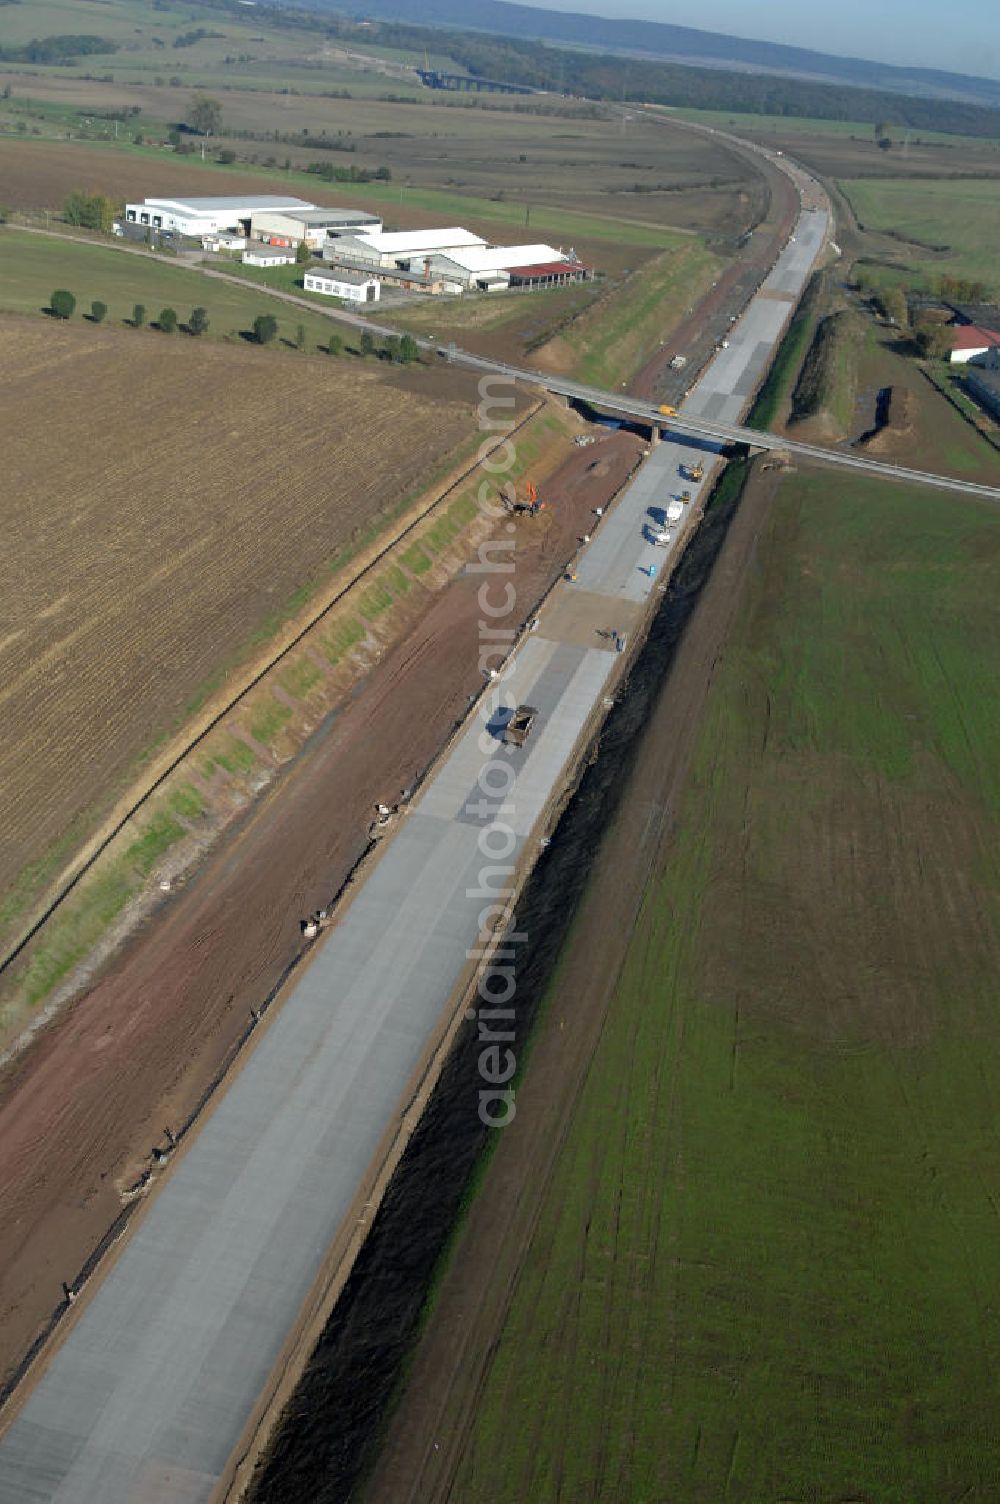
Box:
361, 461, 783, 1504
0, 431, 644, 1392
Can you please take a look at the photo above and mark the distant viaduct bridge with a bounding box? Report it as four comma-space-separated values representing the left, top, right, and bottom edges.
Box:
416, 69, 534, 95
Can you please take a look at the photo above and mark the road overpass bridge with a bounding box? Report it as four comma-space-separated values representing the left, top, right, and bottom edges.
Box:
443, 354, 1000, 502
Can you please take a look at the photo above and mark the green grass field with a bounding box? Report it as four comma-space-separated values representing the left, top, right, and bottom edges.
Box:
668, 104, 1000, 150
840, 177, 1000, 289
0, 228, 343, 348
450, 472, 1000, 1502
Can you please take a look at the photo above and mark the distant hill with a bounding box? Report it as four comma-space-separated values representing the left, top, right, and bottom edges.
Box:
343, 0, 1000, 109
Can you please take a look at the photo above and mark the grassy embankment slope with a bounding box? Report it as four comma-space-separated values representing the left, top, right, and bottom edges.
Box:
451, 471, 1000, 1502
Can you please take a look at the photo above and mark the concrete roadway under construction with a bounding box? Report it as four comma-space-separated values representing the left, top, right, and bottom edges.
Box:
0, 182, 965, 1500
0, 436, 718, 1504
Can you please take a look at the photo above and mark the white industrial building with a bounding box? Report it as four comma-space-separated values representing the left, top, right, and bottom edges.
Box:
251, 206, 382, 250
123, 195, 316, 237
242, 246, 297, 268
303, 270, 381, 303
424, 242, 569, 290
330, 227, 487, 270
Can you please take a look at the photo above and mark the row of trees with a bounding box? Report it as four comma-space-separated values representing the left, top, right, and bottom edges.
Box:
359, 330, 420, 364
63, 191, 119, 233
49, 290, 209, 334
0, 33, 117, 64
305, 161, 392, 184
45, 290, 415, 362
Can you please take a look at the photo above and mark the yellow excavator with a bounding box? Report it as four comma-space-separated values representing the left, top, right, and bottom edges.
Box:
680, 460, 704, 482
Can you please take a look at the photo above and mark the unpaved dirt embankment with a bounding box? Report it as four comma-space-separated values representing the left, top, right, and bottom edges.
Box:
241, 458, 782, 1504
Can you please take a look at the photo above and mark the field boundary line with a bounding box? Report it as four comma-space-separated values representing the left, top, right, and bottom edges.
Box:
0, 400, 546, 997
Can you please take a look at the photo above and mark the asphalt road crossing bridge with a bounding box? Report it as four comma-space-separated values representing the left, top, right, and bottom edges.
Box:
444, 354, 1000, 504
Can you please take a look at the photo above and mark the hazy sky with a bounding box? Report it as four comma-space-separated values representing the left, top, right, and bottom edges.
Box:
517, 0, 1000, 80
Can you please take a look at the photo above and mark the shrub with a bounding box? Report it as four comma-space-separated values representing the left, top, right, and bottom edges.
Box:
90, 300, 107, 323
188, 306, 209, 336
50, 289, 75, 319
253, 313, 277, 344
327, 332, 342, 357
158, 307, 177, 333
63, 190, 117, 233
132, 302, 145, 327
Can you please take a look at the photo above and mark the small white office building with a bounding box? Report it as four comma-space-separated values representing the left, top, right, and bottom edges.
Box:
303, 270, 381, 303
242, 246, 297, 268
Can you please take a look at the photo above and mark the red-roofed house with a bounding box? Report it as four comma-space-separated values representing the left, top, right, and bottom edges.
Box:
950, 324, 1000, 363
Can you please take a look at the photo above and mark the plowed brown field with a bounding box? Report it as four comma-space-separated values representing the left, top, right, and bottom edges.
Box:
0, 316, 476, 929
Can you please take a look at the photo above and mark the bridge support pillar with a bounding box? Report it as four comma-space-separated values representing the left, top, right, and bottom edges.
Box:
648, 424, 661, 446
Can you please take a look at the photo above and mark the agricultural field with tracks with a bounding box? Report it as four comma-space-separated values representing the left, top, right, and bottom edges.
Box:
0, 315, 478, 953
365, 468, 1000, 1504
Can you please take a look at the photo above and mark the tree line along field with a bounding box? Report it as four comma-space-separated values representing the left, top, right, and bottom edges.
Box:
0, 226, 353, 347
0, 315, 479, 952
382, 469, 1000, 1502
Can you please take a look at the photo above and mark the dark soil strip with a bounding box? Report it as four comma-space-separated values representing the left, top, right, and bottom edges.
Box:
244, 458, 756, 1504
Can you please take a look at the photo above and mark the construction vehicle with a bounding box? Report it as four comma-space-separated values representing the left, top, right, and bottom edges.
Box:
680, 460, 704, 482
503, 481, 545, 517
503, 705, 538, 747
669, 354, 687, 371
651, 527, 671, 546
667, 500, 684, 522
658, 404, 678, 418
